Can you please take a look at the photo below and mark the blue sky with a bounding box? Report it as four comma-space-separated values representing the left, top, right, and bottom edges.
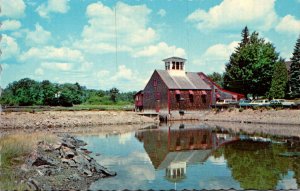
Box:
1, 0, 300, 91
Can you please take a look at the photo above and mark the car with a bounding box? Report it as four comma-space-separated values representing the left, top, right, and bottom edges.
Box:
270, 99, 296, 108
216, 99, 238, 107
249, 99, 270, 107
239, 99, 251, 107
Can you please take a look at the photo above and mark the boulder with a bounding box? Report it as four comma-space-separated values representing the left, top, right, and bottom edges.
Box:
60, 146, 76, 159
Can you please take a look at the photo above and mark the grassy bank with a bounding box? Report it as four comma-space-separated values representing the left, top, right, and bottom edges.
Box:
2, 103, 134, 113
0, 133, 57, 190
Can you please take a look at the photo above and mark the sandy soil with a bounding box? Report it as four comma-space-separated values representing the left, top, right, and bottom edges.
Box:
202, 109, 300, 125
0, 111, 156, 133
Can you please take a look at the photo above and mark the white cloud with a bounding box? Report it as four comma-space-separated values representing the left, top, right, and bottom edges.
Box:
36, 0, 70, 18
96, 65, 148, 91
26, 23, 51, 46
157, 9, 166, 17
75, 1, 157, 54
0, 20, 21, 31
96, 70, 110, 78
192, 41, 239, 73
275, 15, 300, 35
0, 0, 26, 18
187, 0, 277, 31
0, 35, 20, 60
134, 42, 186, 59
20, 46, 84, 63
35, 68, 44, 75
41, 62, 72, 71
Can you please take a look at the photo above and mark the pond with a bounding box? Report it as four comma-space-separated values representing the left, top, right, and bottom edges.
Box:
77, 123, 300, 190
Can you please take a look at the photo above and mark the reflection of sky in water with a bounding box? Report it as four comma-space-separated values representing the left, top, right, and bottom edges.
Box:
276, 171, 298, 190
77, 130, 299, 190
78, 132, 241, 190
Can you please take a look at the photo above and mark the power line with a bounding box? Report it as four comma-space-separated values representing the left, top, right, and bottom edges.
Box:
114, 4, 118, 72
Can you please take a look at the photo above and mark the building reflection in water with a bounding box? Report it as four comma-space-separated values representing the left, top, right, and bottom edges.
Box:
135, 123, 239, 182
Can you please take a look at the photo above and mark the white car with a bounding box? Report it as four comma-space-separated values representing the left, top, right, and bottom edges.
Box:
216, 99, 238, 106
249, 99, 270, 107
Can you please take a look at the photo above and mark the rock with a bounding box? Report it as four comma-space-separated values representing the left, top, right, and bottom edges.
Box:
52, 142, 62, 150
28, 150, 59, 167
61, 146, 76, 159
73, 155, 90, 168
90, 159, 117, 177
62, 158, 77, 167
83, 169, 93, 177
61, 140, 76, 149
27, 178, 40, 190
68, 173, 82, 181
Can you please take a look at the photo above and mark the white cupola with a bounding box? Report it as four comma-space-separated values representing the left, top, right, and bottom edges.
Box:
163, 57, 186, 76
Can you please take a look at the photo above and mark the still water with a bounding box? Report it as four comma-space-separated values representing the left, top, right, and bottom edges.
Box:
78, 123, 300, 190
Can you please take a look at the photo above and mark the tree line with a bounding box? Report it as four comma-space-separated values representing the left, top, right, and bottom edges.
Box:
208, 26, 300, 99
0, 78, 135, 106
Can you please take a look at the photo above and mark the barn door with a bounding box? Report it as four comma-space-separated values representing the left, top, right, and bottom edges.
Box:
156, 100, 160, 112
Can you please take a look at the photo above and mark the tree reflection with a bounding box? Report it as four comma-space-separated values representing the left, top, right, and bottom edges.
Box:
222, 140, 296, 190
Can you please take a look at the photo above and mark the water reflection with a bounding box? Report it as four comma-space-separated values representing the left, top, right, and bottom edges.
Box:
135, 123, 239, 183
81, 123, 300, 190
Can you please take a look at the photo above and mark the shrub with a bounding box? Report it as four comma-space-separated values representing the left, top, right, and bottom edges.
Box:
239, 108, 244, 112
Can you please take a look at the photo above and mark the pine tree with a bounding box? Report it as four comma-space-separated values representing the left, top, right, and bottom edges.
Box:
290, 35, 300, 98
223, 27, 278, 97
240, 26, 250, 46
268, 59, 288, 99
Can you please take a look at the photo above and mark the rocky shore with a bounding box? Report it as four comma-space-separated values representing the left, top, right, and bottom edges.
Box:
21, 134, 116, 190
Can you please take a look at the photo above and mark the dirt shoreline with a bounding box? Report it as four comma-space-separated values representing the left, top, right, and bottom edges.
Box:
201, 109, 300, 125
0, 111, 157, 131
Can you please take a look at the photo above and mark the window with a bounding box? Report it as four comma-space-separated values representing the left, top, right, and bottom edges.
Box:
172, 61, 175, 69
155, 92, 161, 100
189, 94, 194, 103
176, 94, 181, 102
176, 62, 179, 70
153, 79, 157, 87
180, 62, 183, 70
201, 95, 207, 104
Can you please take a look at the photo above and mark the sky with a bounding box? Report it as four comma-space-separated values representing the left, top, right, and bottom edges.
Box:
0, 0, 300, 92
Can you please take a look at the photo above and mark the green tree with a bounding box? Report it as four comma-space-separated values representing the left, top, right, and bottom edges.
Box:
109, 87, 119, 103
223, 27, 279, 97
207, 72, 224, 87
268, 59, 288, 99
58, 83, 85, 106
7, 78, 42, 106
40, 80, 59, 106
289, 35, 300, 98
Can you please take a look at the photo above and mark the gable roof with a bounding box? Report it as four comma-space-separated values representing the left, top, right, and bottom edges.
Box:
156, 70, 211, 90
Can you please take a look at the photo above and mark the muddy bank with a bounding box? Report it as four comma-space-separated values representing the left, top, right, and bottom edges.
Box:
20, 134, 116, 190
0, 111, 156, 130
202, 109, 300, 125
205, 121, 300, 138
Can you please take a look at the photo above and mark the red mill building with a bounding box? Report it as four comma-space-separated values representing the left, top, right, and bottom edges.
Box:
134, 57, 244, 116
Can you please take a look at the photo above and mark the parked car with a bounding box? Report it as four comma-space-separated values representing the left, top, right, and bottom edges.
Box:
239, 99, 251, 107
216, 99, 238, 107
249, 99, 270, 107
270, 99, 296, 108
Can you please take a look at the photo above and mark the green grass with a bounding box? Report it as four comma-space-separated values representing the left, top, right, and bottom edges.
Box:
0, 133, 57, 190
